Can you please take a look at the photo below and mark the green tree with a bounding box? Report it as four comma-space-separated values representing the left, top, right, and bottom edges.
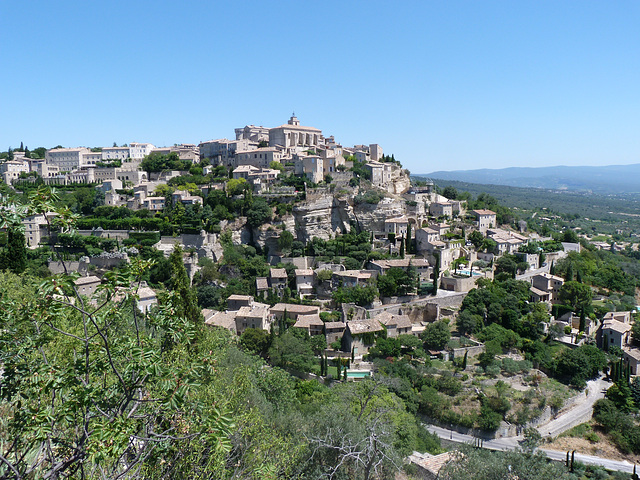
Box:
0, 189, 233, 479
421, 320, 450, 350
240, 327, 271, 356
432, 251, 440, 294
468, 230, 484, 249
443, 186, 458, 200
268, 330, 315, 372
558, 280, 592, 313
439, 444, 571, 480
168, 244, 204, 338
0, 227, 27, 274
246, 197, 272, 228
456, 310, 479, 336
494, 254, 517, 279
269, 160, 284, 171
226, 177, 247, 196
278, 230, 294, 253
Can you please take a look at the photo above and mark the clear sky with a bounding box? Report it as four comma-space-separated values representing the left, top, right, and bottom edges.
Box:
1, 1, 639, 173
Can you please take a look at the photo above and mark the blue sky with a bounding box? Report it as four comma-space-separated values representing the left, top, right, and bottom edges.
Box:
1, 1, 639, 173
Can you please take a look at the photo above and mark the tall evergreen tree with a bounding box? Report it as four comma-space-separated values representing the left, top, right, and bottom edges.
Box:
432, 251, 440, 295
1, 228, 27, 274
168, 244, 203, 338
566, 262, 574, 282
406, 222, 412, 254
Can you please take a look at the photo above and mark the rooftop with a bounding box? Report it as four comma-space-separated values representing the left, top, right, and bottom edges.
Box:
347, 318, 384, 335
75, 275, 101, 285
375, 311, 412, 329
603, 318, 632, 334
473, 209, 496, 216
270, 268, 288, 278
325, 321, 346, 330
295, 269, 314, 276
271, 303, 320, 315
204, 310, 237, 332
228, 294, 253, 301
293, 314, 324, 329
237, 303, 270, 318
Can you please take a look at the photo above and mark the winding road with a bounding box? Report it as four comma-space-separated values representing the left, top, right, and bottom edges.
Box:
425, 377, 636, 473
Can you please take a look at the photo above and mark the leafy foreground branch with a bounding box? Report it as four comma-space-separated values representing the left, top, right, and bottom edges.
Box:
0, 188, 233, 479
0, 266, 233, 479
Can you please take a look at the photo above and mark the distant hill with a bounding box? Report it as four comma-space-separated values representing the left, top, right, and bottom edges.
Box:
421, 163, 640, 194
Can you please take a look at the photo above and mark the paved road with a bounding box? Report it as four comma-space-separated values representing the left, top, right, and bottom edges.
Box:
537, 377, 610, 438
425, 425, 634, 473
424, 377, 632, 472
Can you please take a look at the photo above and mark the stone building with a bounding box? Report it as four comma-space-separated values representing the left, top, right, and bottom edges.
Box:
45, 147, 91, 171
472, 209, 497, 234
0, 160, 29, 183
235, 125, 270, 143
199, 138, 257, 167
269, 114, 322, 151
235, 147, 282, 169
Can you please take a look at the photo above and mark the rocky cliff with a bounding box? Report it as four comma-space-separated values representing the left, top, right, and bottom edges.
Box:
292, 195, 352, 242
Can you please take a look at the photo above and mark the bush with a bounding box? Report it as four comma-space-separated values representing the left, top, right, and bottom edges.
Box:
354, 191, 384, 205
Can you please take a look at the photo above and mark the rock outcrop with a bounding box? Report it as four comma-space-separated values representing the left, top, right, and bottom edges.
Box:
292, 195, 351, 242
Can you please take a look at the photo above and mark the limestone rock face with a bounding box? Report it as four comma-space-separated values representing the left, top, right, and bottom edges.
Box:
351, 196, 406, 233
293, 195, 351, 242
252, 227, 281, 254
389, 173, 411, 195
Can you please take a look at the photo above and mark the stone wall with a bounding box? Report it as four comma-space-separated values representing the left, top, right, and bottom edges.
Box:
451, 344, 485, 359
48, 260, 86, 275
90, 252, 129, 268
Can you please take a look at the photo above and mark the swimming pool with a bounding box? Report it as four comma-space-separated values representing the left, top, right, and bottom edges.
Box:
455, 269, 483, 277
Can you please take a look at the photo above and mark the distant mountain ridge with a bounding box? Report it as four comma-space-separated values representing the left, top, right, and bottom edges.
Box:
421, 163, 640, 194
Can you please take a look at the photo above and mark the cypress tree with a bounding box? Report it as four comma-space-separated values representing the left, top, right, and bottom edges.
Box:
168, 244, 204, 338
2, 228, 27, 274
579, 309, 586, 332
399, 237, 405, 258
432, 251, 440, 295
566, 262, 574, 282
462, 351, 468, 370
406, 222, 412, 254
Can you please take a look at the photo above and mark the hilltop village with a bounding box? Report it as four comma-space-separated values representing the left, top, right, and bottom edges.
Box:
2, 116, 640, 478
